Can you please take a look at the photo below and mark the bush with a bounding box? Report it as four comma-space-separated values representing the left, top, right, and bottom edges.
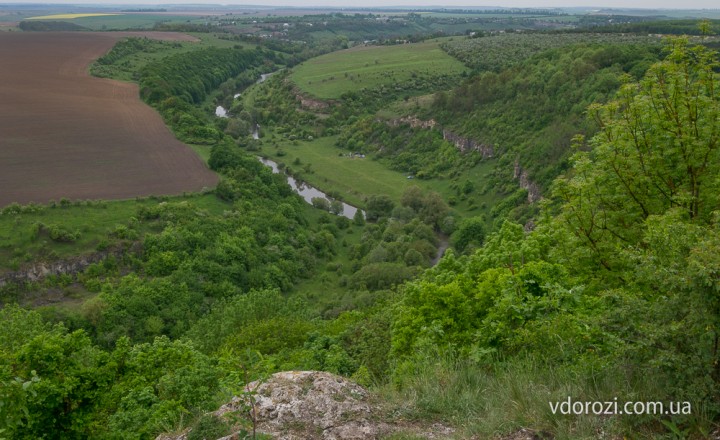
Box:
187, 414, 231, 440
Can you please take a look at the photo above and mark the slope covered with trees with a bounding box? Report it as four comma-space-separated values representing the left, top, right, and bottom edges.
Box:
385, 38, 720, 437
1, 27, 719, 440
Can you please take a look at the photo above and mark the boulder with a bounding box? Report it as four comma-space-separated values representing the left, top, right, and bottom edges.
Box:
215, 371, 382, 440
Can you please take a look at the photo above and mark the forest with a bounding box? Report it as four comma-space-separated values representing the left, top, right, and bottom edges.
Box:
1, 11, 720, 440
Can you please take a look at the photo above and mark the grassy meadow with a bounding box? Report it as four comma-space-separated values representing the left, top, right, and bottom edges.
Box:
258, 133, 499, 219
290, 39, 468, 99
23, 13, 209, 30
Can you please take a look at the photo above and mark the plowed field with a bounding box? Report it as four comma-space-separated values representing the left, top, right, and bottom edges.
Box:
0, 32, 218, 206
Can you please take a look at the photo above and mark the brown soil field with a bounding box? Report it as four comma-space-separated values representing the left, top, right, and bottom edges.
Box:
0, 31, 217, 207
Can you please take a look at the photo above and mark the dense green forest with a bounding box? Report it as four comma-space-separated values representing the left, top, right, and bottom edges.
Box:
1, 13, 720, 440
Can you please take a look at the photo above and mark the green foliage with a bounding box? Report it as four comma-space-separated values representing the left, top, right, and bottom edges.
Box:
186, 289, 308, 354
365, 194, 395, 221
140, 47, 274, 106
107, 337, 221, 439
442, 32, 662, 72
18, 20, 87, 31
553, 38, 720, 272
41, 223, 82, 243
338, 118, 472, 179
350, 263, 419, 291
186, 414, 231, 440
451, 216, 486, 252
291, 40, 467, 100
8, 18, 720, 440
387, 40, 720, 437
430, 41, 663, 193
353, 210, 366, 226
589, 18, 720, 36
136, 47, 278, 146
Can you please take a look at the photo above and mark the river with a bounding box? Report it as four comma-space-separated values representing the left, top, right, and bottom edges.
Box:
256, 156, 362, 220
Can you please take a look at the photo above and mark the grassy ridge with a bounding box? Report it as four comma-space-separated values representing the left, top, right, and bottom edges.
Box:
290, 39, 468, 99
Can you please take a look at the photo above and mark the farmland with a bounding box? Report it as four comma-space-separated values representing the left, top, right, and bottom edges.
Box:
0, 32, 217, 207
26, 13, 120, 20
50, 13, 210, 30
290, 39, 468, 99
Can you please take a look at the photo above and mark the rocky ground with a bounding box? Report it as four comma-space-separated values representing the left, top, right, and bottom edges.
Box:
157, 370, 459, 440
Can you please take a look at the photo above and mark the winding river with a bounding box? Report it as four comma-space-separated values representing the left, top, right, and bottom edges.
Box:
215, 72, 361, 219
256, 156, 363, 220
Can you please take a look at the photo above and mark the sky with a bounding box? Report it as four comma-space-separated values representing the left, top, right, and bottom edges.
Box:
3, 0, 719, 10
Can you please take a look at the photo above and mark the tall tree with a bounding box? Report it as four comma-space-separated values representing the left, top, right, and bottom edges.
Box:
553, 38, 720, 272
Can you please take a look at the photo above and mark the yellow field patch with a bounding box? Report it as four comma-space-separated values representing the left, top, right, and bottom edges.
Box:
26, 13, 120, 20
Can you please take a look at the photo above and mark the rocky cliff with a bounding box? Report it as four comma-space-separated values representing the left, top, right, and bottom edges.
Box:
0, 243, 137, 288
513, 159, 541, 204
441, 130, 495, 159
387, 116, 547, 200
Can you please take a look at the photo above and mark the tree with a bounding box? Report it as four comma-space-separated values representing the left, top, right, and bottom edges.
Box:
400, 185, 424, 212
419, 191, 449, 230
549, 40, 720, 404
311, 197, 330, 211
329, 199, 344, 216
698, 19, 713, 37
353, 209, 366, 226
451, 216, 486, 252
553, 38, 720, 272
365, 195, 394, 221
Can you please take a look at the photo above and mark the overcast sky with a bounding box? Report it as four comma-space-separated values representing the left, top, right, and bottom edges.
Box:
4, 0, 720, 10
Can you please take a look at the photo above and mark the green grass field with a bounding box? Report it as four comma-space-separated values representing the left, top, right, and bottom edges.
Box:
48, 13, 207, 30
258, 134, 499, 219
290, 39, 468, 99
262, 135, 412, 206
0, 194, 229, 273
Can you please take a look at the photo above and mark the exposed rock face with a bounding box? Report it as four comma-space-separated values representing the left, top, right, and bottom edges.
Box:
389, 116, 438, 130
297, 94, 330, 111
0, 244, 135, 287
513, 159, 541, 204
441, 130, 495, 159
386, 116, 495, 159
215, 371, 382, 440
384, 116, 544, 204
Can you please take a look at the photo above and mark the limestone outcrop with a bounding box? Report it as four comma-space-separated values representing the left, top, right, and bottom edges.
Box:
156, 370, 458, 440
216, 371, 381, 440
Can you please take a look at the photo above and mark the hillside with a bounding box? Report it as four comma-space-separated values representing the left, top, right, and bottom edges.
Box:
1, 13, 719, 440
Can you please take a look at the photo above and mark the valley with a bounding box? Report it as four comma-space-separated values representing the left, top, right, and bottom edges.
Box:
1, 5, 719, 440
